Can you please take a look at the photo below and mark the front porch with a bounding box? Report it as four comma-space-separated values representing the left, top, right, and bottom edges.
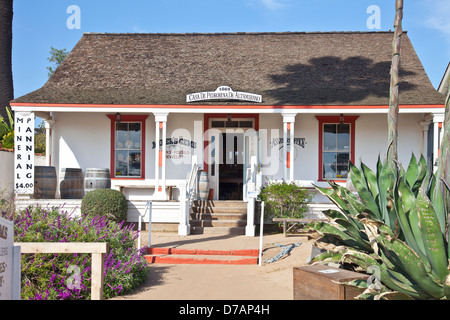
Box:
12, 108, 443, 238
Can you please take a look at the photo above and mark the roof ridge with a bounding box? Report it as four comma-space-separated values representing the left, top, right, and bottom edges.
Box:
82, 30, 401, 36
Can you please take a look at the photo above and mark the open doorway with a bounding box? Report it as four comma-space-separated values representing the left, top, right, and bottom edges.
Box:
206, 115, 257, 200
219, 132, 244, 200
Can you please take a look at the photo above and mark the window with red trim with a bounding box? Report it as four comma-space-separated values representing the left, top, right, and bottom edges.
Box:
107, 115, 148, 179
316, 116, 358, 181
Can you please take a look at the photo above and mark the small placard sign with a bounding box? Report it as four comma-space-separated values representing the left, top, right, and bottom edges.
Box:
0, 217, 19, 300
187, 86, 262, 103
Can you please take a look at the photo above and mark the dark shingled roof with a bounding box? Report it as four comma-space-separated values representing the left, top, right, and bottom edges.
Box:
12, 31, 445, 106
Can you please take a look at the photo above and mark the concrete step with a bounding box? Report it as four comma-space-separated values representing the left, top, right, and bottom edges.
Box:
145, 247, 259, 265
190, 200, 247, 235
190, 212, 247, 220
191, 206, 247, 214
190, 226, 246, 235
193, 200, 247, 208
190, 219, 246, 228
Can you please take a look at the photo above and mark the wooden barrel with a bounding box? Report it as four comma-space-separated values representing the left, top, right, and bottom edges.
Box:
59, 168, 83, 199
34, 166, 57, 199
84, 168, 111, 194
198, 171, 209, 200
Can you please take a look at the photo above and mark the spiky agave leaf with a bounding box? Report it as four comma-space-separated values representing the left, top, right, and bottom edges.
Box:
360, 217, 445, 299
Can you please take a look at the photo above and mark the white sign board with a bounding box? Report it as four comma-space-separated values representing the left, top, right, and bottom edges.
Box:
14, 112, 34, 195
0, 216, 20, 300
186, 86, 262, 103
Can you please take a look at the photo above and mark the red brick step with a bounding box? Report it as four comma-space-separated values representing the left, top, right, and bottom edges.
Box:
145, 247, 259, 265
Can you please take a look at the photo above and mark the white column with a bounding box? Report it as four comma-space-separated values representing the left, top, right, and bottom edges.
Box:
153, 113, 168, 200
419, 119, 431, 159
44, 119, 55, 166
154, 121, 160, 193
161, 121, 167, 193
432, 113, 444, 172
282, 113, 296, 181
289, 122, 294, 181
283, 122, 288, 180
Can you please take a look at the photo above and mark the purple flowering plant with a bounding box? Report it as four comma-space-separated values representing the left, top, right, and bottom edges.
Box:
3, 204, 149, 300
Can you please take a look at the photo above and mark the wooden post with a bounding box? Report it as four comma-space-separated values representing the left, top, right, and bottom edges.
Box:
91, 252, 105, 300
15, 242, 109, 300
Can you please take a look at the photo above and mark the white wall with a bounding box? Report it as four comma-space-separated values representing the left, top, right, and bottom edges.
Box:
53, 112, 111, 174
50, 111, 426, 197
354, 113, 424, 171
260, 113, 425, 185
0, 151, 47, 199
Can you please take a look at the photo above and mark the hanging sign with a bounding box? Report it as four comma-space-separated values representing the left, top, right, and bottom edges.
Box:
186, 86, 262, 103
14, 112, 34, 194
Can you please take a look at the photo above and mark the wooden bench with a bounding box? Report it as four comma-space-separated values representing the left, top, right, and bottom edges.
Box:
116, 185, 176, 200
272, 218, 327, 237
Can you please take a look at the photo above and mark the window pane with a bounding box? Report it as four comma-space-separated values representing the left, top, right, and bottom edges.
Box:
116, 123, 128, 149
239, 121, 253, 128
225, 121, 239, 128
211, 121, 225, 128
115, 150, 129, 176
323, 124, 337, 151
323, 152, 337, 179
336, 153, 350, 178
337, 124, 350, 151
128, 123, 141, 149
115, 122, 142, 177
129, 151, 141, 176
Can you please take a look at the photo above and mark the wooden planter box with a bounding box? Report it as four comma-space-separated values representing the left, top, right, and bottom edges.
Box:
293, 265, 369, 300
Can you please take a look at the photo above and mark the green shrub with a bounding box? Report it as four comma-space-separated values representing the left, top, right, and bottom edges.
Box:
258, 179, 313, 220
81, 189, 128, 222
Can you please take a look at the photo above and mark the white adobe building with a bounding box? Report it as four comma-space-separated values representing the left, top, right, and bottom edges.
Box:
10, 32, 446, 236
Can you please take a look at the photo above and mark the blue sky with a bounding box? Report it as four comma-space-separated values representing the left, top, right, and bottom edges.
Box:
11, 0, 450, 100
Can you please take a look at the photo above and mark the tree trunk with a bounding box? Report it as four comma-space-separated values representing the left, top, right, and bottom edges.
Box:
386, 0, 403, 163
0, 0, 13, 125
434, 84, 450, 243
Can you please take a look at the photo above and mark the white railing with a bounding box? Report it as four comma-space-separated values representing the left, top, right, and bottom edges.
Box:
246, 156, 261, 236
137, 200, 152, 248
178, 156, 198, 236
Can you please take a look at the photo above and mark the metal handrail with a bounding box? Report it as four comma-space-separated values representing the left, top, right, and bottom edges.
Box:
137, 200, 152, 248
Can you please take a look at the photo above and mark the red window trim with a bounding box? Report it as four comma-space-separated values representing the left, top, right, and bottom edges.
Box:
316, 115, 359, 182
203, 113, 259, 173
107, 114, 148, 180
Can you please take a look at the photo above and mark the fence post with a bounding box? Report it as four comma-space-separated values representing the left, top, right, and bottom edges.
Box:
91, 252, 105, 300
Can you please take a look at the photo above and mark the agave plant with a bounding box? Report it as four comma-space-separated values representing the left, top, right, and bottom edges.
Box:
306, 156, 450, 299
307, 154, 428, 261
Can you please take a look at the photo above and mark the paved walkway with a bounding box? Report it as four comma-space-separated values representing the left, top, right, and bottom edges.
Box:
111, 231, 314, 300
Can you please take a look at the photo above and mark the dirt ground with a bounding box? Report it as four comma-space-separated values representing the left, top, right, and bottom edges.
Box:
111, 232, 314, 300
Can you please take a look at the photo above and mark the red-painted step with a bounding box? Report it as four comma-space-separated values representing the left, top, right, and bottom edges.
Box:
145, 255, 258, 265
146, 247, 259, 256
145, 247, 259, 265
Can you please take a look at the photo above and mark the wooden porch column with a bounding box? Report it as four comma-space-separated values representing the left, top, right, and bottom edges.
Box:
153, 113, 168, 200
44, 119, 55, 166
282, 113, 297, 181
432, 113, 444, 172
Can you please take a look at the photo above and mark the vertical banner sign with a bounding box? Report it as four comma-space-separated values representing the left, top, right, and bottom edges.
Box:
14, 112, 34, 194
